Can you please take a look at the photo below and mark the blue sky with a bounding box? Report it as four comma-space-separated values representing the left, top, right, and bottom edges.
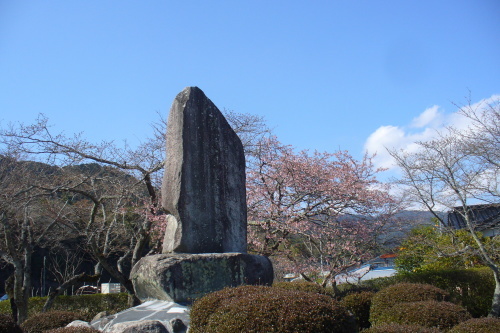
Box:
1, 1, 499, 170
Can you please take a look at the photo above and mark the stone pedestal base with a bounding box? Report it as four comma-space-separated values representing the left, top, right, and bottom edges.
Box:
131, 253, 273, 304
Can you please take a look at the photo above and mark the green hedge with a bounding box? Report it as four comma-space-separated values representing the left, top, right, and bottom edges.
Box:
393, 267, 494, 317
0, 293, 128, 320
273, 281, 331, 296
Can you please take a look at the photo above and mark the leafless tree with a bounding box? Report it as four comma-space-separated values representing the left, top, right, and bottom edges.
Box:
0, 115, 164, 307
389, 96, 500, 317
0, 154, 68, 323
42, 246, 97, 312
223, 109, 271, 159
0, 109, 271, 315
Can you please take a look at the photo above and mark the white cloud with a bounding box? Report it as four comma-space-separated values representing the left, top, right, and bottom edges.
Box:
364, 95, 500, 172
364, 126, 405, 169
410, 105, 442, 128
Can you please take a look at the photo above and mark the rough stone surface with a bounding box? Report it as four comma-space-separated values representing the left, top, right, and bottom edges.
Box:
161, 86, 247, 254
92, 311, 111, 322
168, 318, 187, 333
131, 253, 273, 303
120, 320, 168, 333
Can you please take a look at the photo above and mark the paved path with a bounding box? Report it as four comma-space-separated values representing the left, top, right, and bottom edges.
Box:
90, 300, 190, 332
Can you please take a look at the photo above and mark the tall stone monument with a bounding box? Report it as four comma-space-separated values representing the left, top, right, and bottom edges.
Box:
131, 87, 273, 304
161, 86, 247, 254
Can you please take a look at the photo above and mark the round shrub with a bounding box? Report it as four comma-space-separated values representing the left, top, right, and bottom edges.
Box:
190, 285, 356, 333
190, 285, 270, 330
0, 314, 22, 333
363, 323, 441, 333
380, 300, 471, 330
45, 328, 100, 333
21, 311, 83, 333
340, 291, 375, 329
370, 282, 449, 325
448, 317, 500, 333
273, 281, 330, 295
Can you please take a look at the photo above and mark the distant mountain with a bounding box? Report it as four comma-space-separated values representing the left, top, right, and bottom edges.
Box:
377, 210, 444, 249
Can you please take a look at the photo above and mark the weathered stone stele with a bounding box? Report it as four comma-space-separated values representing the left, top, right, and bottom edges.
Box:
131, 253, 273, 303
161, 86, 247, 254
131, 87, 273, 306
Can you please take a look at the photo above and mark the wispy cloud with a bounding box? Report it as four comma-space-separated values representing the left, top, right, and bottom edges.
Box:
410, 105, 442, 128
364, 95, 500, 171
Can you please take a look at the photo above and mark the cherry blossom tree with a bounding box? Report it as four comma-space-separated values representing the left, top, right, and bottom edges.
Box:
246, 136, 400, 288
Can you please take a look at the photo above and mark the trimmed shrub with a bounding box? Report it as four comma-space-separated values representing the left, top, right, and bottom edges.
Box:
395, 267, 495, 317
48, 293, 128, 320
0, 313, 23, 333
378, 300, 471, 330
190, 285, 269, 330
363, 323, 441, 333
273, 281, 330, 295
370, 282, 449, 325
21, 311, 83, 333
190, 285, 356, 333
45, 328, 100, 333
449, 317, 500, 333
340, 291, 375, 329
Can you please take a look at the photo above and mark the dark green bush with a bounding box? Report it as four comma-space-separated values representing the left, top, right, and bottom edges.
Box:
45, 328, 100, 333
0, 313, 23, 333
0, 302, 7, 315
0, 293, 128, 320
370, 282, 449, 325
363, 323, 441, 333
378, 300, 471, 330
394, 267, 494, 317
334, 283, 379, 299
190, 285, 356, 333
358, 276, 400, 291
340, 291, 375, 329
21, 311, 83, 333
448, 317, 500, 333
273, 280, 330, 295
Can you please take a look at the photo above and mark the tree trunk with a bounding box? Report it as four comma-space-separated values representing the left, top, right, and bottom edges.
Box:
5, 275, 18, 323
464, 212, 500, 318
94, 252, 141, 307
489, 269, 500, 317
13, 273, 28, 325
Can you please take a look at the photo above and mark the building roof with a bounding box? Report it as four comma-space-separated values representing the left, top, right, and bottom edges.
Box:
446, 204, 500, 231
